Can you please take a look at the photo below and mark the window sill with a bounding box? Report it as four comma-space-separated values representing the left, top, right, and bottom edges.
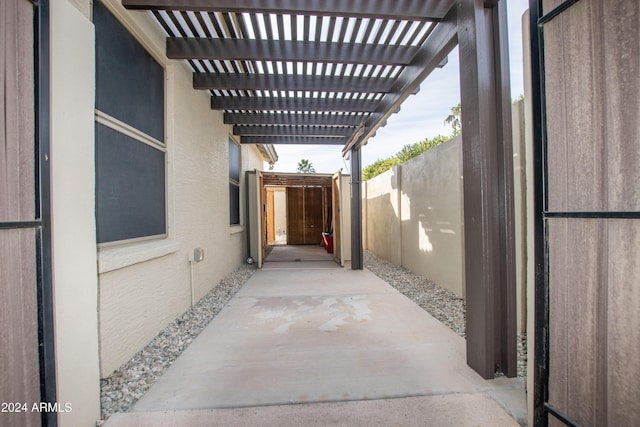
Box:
230, 225, 245, 235
98, 239, 180, 274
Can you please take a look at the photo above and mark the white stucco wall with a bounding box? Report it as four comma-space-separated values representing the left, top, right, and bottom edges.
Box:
50, 1, 101, 425
84, 1, 267, 377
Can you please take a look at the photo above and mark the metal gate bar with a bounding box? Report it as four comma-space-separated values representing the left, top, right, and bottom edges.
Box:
36, 0, 57, 425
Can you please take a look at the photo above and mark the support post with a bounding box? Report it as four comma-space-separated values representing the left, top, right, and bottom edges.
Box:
457, 0, 516, 378
350, 147, 363, 270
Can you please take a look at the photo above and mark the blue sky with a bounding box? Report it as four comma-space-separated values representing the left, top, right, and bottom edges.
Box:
270, 1, 529, 174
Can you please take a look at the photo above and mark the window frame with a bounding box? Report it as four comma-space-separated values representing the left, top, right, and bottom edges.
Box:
229, 137, 242, 226
94, 0, 168, 247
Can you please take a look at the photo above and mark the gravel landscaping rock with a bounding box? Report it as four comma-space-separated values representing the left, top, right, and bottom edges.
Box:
99, 264, 256, 423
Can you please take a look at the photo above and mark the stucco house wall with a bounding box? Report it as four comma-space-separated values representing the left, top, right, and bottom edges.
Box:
49, 2, 273, 425
95, 0, 269, 376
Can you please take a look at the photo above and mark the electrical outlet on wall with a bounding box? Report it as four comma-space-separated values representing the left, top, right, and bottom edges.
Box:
189, 248, 205, 262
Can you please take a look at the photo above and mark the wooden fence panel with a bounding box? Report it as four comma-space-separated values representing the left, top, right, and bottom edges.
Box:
543, 0, 640, 425
0, 1, 41, 426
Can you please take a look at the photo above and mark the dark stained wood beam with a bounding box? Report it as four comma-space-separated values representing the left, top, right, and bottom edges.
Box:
240, 135, 346, 145
345, 6, 458, 154
233, 125, 354, 137
458, 0, 516, 379
211, 96, 380, 112
123, 0, 455, 20
224, 112, 372, 126
194, 73, 394, 93
168, 38, 419, 66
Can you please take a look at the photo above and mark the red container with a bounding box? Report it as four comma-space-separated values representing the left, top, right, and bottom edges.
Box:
322, 234, 333, 253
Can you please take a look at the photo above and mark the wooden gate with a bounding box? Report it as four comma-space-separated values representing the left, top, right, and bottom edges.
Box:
531, 1, 640, 425
1, 1, 56, 426
286, 187, 324, 245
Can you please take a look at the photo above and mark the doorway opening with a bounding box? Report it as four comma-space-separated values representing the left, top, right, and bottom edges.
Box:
249, 171, 351, 267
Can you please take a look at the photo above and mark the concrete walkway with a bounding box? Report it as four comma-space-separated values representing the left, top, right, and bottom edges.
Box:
104, 246, 525, 426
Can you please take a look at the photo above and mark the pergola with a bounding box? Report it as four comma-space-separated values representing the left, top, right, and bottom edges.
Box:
122, 0, 516, 380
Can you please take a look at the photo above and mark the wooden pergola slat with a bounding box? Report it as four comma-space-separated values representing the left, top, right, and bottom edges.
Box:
233, 125, 354, 137
240, 135, 346, 145
194, 73, 394, 93
223, 112, 370, 126
345, 6, 459, 154
168, 38, 419, 66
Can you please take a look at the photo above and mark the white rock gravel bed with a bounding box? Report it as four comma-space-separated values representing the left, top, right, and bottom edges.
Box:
364, 251, 527, 379
99, 264, 256, 422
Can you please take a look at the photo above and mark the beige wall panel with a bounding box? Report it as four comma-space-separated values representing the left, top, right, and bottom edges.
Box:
363, 166, 402, 265
50, 1, 102, 424
274, 189, 287, 242
548, 219, 603, 425
339, 175, 352, 262
400, 137, 464, 297
512, 100, 527, 334
99, 252, 185, 374
606, 220, 640, 426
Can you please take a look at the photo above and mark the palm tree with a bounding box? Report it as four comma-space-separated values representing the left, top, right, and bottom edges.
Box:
296, 159, 316, 173
444, 103, 462, 136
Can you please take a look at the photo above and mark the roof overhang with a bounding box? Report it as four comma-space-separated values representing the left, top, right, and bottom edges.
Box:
255, 143, 278, 168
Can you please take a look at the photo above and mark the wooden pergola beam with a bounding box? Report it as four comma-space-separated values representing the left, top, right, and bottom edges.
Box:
168, 38, 419, 66
457, 0, 516, 379
233, 125, 354, 137
194, 73, 394, 93
211, 96, 380, 112
123, 0, 455, 20
240, 135, 346, 145
224, 112, 371, 126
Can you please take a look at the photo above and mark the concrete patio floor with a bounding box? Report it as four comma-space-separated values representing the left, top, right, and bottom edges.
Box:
104, 246, 525, 426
